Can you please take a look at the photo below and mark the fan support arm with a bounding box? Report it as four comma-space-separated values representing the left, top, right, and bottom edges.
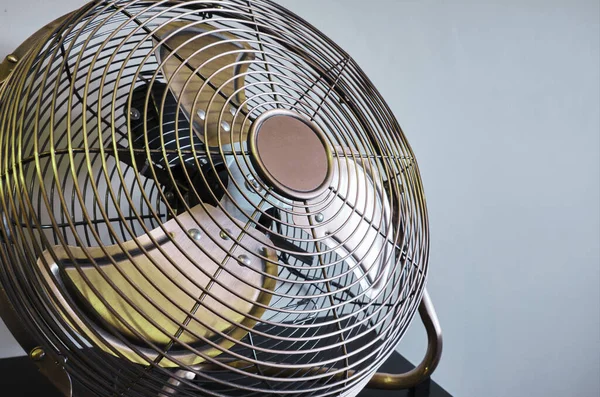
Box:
182, 289, 443, 392
157, 290, 442, 396
367, 289, 443, 390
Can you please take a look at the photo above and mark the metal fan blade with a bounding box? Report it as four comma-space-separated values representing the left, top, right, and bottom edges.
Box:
293, 147, 395, 299
37, 204, 277, 367
0, 2, 438, 394
220, 144, 292, 221
218, 147, 315, 266
154, 21, 255, 147
257, 207, 315, 266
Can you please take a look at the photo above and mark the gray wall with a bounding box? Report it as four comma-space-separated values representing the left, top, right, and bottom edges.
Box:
1, 1, 599, 396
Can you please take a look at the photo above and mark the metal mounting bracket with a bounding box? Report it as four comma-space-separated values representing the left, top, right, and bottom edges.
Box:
29, 346, 73, 397
367, 289, 443, 390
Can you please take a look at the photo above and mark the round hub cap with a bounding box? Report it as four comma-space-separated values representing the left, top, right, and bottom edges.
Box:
249, 110, 333, 200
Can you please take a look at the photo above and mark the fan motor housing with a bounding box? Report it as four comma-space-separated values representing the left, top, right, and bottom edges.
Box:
249, 109, 334, 200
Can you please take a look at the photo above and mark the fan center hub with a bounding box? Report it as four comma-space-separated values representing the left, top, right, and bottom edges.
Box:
249, 110, 333, 200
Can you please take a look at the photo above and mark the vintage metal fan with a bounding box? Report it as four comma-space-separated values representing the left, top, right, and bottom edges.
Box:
0, 1, 442, 396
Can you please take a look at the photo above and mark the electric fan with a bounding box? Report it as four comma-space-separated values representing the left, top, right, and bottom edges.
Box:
0, 1, 442, 396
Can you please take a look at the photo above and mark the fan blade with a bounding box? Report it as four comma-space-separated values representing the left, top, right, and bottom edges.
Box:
292, 147, 395, 299
257, 207, 315, 266
220, 146, 292, 222
117, 81, 205, 193
154, 21, 255, 147
37, 205, 277, 367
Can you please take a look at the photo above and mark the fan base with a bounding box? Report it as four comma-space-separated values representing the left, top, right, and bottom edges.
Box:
0, 353, 453, 397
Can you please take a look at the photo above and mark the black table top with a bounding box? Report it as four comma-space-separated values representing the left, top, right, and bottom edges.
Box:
0, 352, 452, 397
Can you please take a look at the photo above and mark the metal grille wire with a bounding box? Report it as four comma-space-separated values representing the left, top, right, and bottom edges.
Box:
0, 1, 429, 396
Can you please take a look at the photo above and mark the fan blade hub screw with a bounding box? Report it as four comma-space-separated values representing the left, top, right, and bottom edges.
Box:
238, 254, 251, 267
219, 229, 231, 240
130, 108, 141, 121
188, 228, 202, 241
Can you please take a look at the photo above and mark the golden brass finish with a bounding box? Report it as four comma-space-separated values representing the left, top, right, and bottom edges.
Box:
197, 290, 442, 389
38, 204, 277, 368
29, 346, 46, 361
154, 21, 255, 147
367, 290, 443, 389
0, 5, 85, 85
36, 355, 73, 397
28, 347, 73, 396
0, 1, 439, 395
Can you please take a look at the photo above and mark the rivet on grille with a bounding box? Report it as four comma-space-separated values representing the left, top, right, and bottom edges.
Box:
188, 229, 202, 241
220, 229, 231, 240
245, 178, 262, 193
238, 254, 251, 267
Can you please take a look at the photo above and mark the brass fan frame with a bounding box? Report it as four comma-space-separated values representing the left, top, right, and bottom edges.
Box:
0, 3, 443, 396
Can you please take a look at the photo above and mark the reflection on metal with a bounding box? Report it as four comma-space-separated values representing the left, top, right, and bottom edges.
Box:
248, 109, 334, 201
29, 346, 46, 361
30, 348, 73, 397
0, 1, 438, 396
153, 21, 255, 147
367, 290, 443, 389
159, 370, 197, 397
38, 205, 277, 368
293, 147, 395, 299
195, 290, 442, 390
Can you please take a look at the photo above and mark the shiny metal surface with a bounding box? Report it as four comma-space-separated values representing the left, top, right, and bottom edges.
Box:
0, 1, 436, 396
248, 109, 334, 200
38, 204, 277, 368
159, 369, 197, 397
293, 146, 394, 299
29, 347, 73, 397
367, 290, 443, 390
153, 20, 255, 147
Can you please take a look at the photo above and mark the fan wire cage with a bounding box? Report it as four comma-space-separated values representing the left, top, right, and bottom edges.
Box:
0, 1, 441, 397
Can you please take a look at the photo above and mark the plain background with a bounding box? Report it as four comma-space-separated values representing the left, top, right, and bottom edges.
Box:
0, 1, 599, 396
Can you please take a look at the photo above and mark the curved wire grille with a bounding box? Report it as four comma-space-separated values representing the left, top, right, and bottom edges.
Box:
0, 1, 429, 396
